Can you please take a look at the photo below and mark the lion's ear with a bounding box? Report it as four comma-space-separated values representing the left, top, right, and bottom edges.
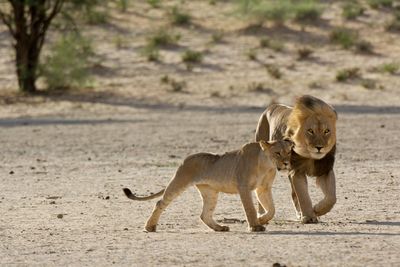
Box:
259, 140, 270, 151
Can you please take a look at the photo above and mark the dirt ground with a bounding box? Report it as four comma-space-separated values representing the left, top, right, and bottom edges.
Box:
1, 1, 400, 266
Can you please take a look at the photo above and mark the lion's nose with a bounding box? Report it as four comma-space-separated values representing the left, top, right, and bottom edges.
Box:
315, 146, 323, 152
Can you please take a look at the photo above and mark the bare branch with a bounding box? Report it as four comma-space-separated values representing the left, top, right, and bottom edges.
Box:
39, 0, 64, 37
0, 6, 16, 38
45, 0, 64, 25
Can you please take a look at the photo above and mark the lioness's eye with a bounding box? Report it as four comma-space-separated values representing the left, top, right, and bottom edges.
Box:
275, 152, 281, 156
324, 129, 330, 134
307, 129, 314, 135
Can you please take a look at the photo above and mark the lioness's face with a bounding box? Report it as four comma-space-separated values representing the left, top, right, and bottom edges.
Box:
263, 140, 294, 171
294, 116, 336, 160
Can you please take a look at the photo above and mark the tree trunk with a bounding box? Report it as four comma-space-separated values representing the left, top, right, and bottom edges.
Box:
0, 0, 64, 93
15, 39, 38, 93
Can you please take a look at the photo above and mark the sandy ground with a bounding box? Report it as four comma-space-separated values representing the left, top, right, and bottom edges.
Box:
1, 1, 400, 266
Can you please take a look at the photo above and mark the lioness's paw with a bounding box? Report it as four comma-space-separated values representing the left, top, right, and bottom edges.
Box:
301, 216, 318, 224
250, 225, 266, 232
215, 225, 230, 232
145, 224, 157, 232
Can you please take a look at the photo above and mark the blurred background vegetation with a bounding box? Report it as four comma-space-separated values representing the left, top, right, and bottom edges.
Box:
0, 0, 399, 97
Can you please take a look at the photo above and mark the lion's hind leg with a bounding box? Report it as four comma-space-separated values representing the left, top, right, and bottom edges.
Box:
197, 185, 229, 232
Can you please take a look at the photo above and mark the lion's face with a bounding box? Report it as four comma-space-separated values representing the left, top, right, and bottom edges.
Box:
291, 115, 336, 160
286, 95, 337, 160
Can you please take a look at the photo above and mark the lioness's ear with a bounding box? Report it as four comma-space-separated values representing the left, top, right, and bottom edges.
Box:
259, 140, 270, 151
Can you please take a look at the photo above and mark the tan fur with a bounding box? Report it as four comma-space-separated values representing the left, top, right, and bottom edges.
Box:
255, 95, 337, 223
123, 140, 293, 232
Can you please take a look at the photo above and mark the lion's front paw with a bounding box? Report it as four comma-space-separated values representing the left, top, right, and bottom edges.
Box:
301, 215, 318, 224
250, 225, 266, 232
145, 224, 157, 232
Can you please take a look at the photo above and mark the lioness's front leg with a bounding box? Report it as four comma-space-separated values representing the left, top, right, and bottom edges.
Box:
238, 187, 265, 232
291, 172, 318, 224
314, 170, 337, 216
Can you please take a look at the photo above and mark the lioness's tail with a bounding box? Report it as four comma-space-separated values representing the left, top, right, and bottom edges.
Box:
123, 187, 165, 201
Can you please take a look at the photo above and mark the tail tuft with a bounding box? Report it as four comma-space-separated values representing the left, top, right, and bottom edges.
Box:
123, 188, 134, 198
122, 187, 164, 201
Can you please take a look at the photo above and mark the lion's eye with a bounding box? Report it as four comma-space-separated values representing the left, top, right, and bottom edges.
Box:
324, 129, 330, 134
275, 152, 281, 156
307, 129, 314, 135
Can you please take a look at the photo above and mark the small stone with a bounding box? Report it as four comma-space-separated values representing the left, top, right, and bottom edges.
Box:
9, 171, 14, 175
57, 214, 63, 219
105, 196, 110, 200
118, 169, 122, 173
123, 228, 128, 231
49, 201, 56, 205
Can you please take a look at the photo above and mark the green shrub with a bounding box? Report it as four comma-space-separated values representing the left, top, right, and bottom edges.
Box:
376, 62, 399, 74
259, 37, 285, 51
211, 31, 224, 43
246, 49, 257, 61
147, 0, 161, 8
355, 40, 373, 53
170, 6, 191, 26
265, 64, 282, 79
86, 8, 108, 24
330, 27, 358, 49
237, 0, 293, 24
386, 19, 400, 31
114, 36, 129, 49
297, 47, 313, 60
293, 1, 323, 23
147, 29, 180, 48
41, 34, 93, 90
385, 12, 400, 31
182, 50, 203, 64
237, 0, 323, 25
361, 79, 377, 89
342, 2, 364, 20
367, 0, 393, 9
336, 67, 360, 82
118, 0, 129, 12
142, 45, 160, 62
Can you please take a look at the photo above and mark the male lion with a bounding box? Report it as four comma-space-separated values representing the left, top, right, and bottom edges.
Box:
255, 95, 337, 223
123, 139, 293, 232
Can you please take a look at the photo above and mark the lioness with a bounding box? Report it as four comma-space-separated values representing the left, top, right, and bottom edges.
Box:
255, 95, 337, 223
123, 139, 293, 232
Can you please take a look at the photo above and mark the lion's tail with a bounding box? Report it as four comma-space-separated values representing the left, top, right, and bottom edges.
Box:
123, 187, 165, 201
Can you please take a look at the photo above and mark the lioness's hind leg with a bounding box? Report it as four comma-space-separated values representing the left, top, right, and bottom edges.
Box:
145, 171, 191, 232
197, 185, 229, 232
